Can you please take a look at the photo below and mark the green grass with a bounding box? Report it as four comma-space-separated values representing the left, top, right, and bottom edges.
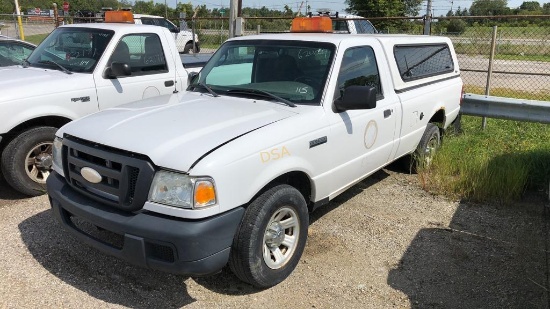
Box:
454, 41, 550, 57
464, 85, 550, 102
494, 54, 550, 62
25, 33, 48, 45
419, 90, 550, 203
462, 26, 550, 39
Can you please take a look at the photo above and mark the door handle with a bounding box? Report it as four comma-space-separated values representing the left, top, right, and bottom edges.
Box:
165, 80, 175, 87
384, 109, 392, 118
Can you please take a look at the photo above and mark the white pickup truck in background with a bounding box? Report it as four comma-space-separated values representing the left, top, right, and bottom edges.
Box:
47, 16, 462, 288
0, 21, 209, 196
133, 13, 200, 54
330, 13, 378, 34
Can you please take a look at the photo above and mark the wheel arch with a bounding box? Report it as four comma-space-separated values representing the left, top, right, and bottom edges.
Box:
429, 108, 446, 134
250, 171, 313, 211
1, 116, 71, 151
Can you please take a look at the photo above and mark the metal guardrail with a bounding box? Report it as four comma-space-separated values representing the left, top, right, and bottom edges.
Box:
461, 93, 550, 124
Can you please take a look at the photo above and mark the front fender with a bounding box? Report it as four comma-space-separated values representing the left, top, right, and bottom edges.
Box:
0, 94, 98, 135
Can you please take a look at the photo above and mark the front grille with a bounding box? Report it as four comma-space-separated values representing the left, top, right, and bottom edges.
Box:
127, 166, 139, 204
63, 136, 155, 211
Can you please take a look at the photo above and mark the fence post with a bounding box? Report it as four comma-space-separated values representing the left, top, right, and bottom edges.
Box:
256, 24, 260, 35
191, 8, 199, 53
191, 18, 196, 52
482, 25, 498, 129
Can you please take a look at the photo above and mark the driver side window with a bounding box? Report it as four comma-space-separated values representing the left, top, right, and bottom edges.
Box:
107, 34, 168, 77
336, 46, 381, 100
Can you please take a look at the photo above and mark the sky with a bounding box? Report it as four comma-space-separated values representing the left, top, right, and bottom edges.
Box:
158, 0, 550, 17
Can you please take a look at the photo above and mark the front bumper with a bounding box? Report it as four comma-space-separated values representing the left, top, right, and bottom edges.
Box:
47, 172, 244, 276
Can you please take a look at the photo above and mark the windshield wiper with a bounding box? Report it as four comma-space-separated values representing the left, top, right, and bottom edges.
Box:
226, 88, 296, 107
37, 60, 73, 75
188, 82, 219, 97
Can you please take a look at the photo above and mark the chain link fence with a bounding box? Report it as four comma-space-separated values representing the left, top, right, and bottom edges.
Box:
2, 13, 549, 101
191, 15, 549, 101
0, 14, 54, 38
436, 16, 550, 101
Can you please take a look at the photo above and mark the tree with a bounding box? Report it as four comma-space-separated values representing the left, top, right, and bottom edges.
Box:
345, 0, 422, 30
345, 0, 422, 17
283, 5, 293, 16
176, 2, 193, 18
519, 1, 540, 11
447, 19, 466, 33
469, 0, 510, 16
0, 0, 14, 14
133, 0, 154, 15
543, 3, 550, 14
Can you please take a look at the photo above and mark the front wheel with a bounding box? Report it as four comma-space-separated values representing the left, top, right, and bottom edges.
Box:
229, 184, 309, 288
1, 126, 57, 196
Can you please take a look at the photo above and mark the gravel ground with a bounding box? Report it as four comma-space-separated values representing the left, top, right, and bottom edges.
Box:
0, 167, 549, 309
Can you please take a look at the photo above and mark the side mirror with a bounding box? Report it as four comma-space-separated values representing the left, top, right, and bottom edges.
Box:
171, 26, 180, 33
334, 86, 377, 112
187, 71, 199, 86
104, 62, 131, 79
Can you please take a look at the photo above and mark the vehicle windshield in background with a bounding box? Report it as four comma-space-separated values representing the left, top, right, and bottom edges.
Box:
26, 28, 114, 73
0, 40, 35, 67
193, 40, 335, 105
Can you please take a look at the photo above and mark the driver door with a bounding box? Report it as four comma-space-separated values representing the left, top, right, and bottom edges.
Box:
326, 45, 400, 195
94, 33, 177, 111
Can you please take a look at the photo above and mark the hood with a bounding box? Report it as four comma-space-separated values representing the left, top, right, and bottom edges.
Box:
58, 92, 298, 172
0, 66, 92, 102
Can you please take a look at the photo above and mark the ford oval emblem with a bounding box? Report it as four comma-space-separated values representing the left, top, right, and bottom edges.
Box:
81, 167, 102, 184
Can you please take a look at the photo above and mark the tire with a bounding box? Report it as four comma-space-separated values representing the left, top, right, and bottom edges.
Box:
1, 126, 57, 196
229, 184, 309, 288
183, 42, 200, 54
409, 123, 441, 173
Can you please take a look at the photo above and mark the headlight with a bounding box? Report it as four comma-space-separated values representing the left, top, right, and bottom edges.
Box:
148, 170, 217, 209
52, 137, 64, 176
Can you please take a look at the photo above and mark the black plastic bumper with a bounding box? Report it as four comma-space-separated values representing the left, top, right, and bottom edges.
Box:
47, 172, 244, 276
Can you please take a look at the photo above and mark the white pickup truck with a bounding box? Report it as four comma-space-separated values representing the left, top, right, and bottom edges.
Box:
0, 22, 209, 196
133, 14, 200, 54
47, 17, 462, 288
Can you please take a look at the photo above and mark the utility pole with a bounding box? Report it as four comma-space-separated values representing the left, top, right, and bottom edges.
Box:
423, 0, 432, 35
228, 0, 238, 38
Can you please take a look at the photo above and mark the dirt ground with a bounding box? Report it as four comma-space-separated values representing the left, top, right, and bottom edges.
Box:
0, 166, 549, 309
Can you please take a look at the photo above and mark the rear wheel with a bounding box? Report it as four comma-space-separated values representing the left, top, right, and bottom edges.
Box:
412, 123, 441, 171
229, 184, 308, 288
1, 126, 57, 196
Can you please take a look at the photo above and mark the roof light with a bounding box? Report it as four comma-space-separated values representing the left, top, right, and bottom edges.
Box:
291, 16, 332, 33
104, 11, 134, 23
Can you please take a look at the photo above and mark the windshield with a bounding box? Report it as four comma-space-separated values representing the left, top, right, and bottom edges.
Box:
191, 40, 335, 105
0, 41, 34, 66
156, 18, 178, 32
26, 27, 114, 73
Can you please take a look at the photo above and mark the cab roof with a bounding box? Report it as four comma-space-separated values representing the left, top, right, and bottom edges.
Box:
59, 22, 164, 32
229, 32, 453, 46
